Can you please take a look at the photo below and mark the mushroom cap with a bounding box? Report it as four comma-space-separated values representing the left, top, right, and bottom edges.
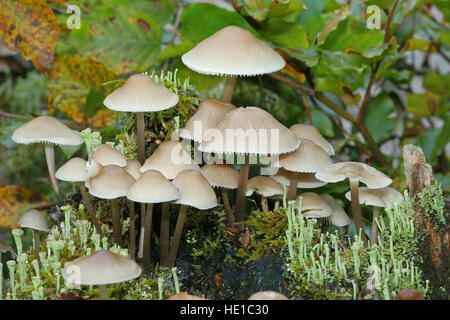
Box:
246, 176, 284, 197
320, 194, 351, 227
103, 74, 179, 112
200, 163, 239, 189
295, 192, 332, 218
198, 107, 299, 155
182, 25, 285, 76
345, 187, 404, 208
172, 170, 217, 210
271, 168, 327, 188
140, 141, 200, 179
91, 144, 127, 167
11, 116, 83, 146
124, 159, 142, 180
248, 291, 289, 300
167, 293, 208, 300
86, 158, 103, 179
18, 209, 49, 232
270, 138, 332, 173
315, 162, 392, 189
179, 98, 236, 142
290, 124, 335, 156
86, 165, 135, 199
56, 157, 88, 182
127, 170, 180, 204
62, 250, 142, 286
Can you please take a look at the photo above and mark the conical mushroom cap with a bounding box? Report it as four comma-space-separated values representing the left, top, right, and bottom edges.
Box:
86, 165, 135, 199
127, 170, 180, 204
56, 157, 88, 182
62, 250, 142, 285
11, 116, 83, 146
345, 187, 404, 208
246, 176, 284, 197
315, 162, 392, 189
199, 107, 299, 155
172, 170, 217, 210
124, 159, 142, 180
90, 144, 127, 167
248, 291, 289, 300
182, 25, 285, 76
18, 209, 49, 232
140, 141, 200, 179
271, 168, 327, 188
103, 74, 179, 112
320, 194, 351, 227
179, 98, 236, 142
200, 163, 239, 189
290, 124, 334, 156
295, 192, 332, 218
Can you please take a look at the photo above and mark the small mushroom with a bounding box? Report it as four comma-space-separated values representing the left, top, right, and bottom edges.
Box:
320, 194, 352, 227
167, 292, 208, 300
90, 144, 127, 167
18, 209, 49, 268
289, 124, 335, 155
295, 192, 332, 218
245, 176, 284, 211
271, 168, 327, 189
248, 290, 289, 300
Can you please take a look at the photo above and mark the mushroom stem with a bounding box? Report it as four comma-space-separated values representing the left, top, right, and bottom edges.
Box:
128, 201, 136, 260
79, 184, 103, 238
221, 188, 234, 225
223, 76, 236, 103
349, 179, 368, 242
136, 112, 146, 164
167, 205, 188, 268
371, 207, 380, 246
235, 154, 250, 223
110, 199, 124, 247
287, 172, 299, 201
160, 202, 170, 266
33, 230, 41, 269
44, 143, 62, 201
261, 196, 268, 212
138, 203, 146, 259
143, 203, 154, 273
274, 200, 280, 210
99, 284, 107, 300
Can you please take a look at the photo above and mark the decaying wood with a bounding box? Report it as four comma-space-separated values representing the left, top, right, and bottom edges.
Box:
402, 144, 434, 196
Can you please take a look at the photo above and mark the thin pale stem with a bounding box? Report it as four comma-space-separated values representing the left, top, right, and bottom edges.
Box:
274, 200, 280, 210
235, 154, 250, 223
79, 184, 103, 237
111, 199, 124, 247
221, 188, 234, 226
371, 207, 380, 246
223, 76, 236, 103
167, 205, 188, 268
287, 172, 299, 201
349, 179, 368, 243
138, 203, 146, 258
33, 230, 41, 269
160, 202, 170, 266
143, 203, 154, 273
128, 201, 136, 260
99, 284, 107, 300
136, 112, 146, 164
261, 196, 268, 212
44, 144, 62, 201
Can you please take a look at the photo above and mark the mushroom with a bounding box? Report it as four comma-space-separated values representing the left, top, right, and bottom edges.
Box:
62, 250, 142, 299
182, 25, 285, 103
90, 144, 127, 167
393, 288, 425, 300
295, 192, 332, 218
315, 162, 392, 242
167, 292, 208, 300
18, 209, 49, 268
103, 74, 179, 164
245, 176, 283, 211
168, 170, 217, 267
271, 168, 328, 189
199, 107, 299, 223
248, 291, 289, 300
345, 187, 403, 245
200, 163, 239, 225
86, 165, 135, 247
320, 194, 352, 227
127, 170, 180, 271
55, 157, 103, 237
11, 116, 83, 200
289, 124, 335, 155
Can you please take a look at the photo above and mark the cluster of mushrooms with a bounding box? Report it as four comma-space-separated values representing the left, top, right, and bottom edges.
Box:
7, 25, 404, 298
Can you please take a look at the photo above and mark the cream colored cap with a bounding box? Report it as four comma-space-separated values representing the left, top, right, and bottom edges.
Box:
86, 165, 135, 199
290, 124, 334, 155
199, 107, 299, 155
56, 157, 88, 182
127, 170, 180, 204
320, 194, 351, 227
103, 74, 179, 112
18, 209, 49, 232
140, 141, 200, 179
345, 187, 404, 208
124, 159, 142, 180
246, 176, 283, 197
315, 162, 392, 189
182, 25, 285, 76
91, 144, 127, 167
295, 192, 332, 218
248, 291, 289, 300
172, 170, 217, 210
62, 250, 142, 285
86, 158, 103, 179
271, 168, 327, 188
11, 116, 83, 146
200, 163, 239, 189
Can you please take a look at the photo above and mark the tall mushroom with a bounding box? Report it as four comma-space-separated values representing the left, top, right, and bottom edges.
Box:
18, 209, 49, 268
245, 176, 283, 211
289, 124, 335, 155
103, 74, 179, 164
11, 116, 83, 200
182, 25, 285, 103
124, 159, 142, 260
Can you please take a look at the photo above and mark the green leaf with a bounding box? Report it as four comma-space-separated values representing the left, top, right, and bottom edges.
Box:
297, 0, 326, 25
158, 40, 196, 62
321, 50, 366, 73
365, 0, 394, 9
241, 0, 305, 21
407, 93, 442, 117
415, 128, 440, 164
173, 58, 223, 92
279, 47, 320, 67
363, 93, 396, 142
423, 72, 450, 96
85, 86, 106, 118
261, 19, 309, 49
311, 108, 334, 137
315, 4, 349, 46
430, 114, 450, 164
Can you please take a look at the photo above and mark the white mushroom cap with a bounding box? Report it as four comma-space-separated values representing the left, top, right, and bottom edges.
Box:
315, 162, 392, 189
55, 157, 88, 182
320, 194, 351, 227
199, 107, 299, 155
345, 187, 404, 208
248, 291, 289, 300
290, 124, 335, 156
140, 141, 200, 179
172, 170, 217, 210
182, 25, 285, 76
103, 74, 179, 112
200, 163, 239, 189
124, 159, 142, 180
86, 158, 103, 179
86, 165, 135, 199
91, 144, 127, 167
245, 176, 284, 197
18, 209, 49, 232
179, 98, 236, 142
271, 168, 327, 188
295, 192, 332, 218
11, 116, 83, 146
127, 170, 180, 204
62, 250, 142, 285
